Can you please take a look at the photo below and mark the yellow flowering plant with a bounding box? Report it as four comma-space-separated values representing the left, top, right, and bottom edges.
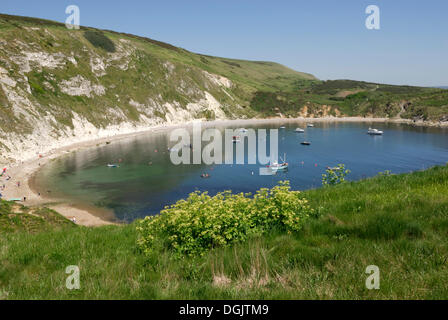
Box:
137, 181, 314, 256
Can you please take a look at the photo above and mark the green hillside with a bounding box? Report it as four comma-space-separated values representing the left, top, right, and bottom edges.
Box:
0, 13, 314, 136
251, 79, 448, 120
0, 13, 447, 165
1, 13, 446, 151
1, 165, 447, 299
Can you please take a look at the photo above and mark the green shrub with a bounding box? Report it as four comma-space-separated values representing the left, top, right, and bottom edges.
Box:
322, 164, 350, 186
29, 80, 45, 95
137, 181, 313, 256
84, 30, 116, 53
221, 60, 241, 68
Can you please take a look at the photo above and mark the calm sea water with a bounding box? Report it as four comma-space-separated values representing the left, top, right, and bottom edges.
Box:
34, 121, 448, 222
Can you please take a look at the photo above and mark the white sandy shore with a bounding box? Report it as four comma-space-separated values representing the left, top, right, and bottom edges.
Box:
1, 116, 446, 227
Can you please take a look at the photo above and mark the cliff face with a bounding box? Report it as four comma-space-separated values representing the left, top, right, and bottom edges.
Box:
0, 14, 314, 164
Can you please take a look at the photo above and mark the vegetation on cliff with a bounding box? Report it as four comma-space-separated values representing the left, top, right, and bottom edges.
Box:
251, 80, 448, 120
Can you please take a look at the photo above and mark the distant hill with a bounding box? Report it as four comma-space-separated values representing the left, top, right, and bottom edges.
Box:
252, 79, 448, 122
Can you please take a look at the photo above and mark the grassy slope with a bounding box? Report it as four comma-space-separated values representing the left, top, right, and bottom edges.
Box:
0, 13, 315, 135
1, 13, 446, 136
0, 14, 316, 88
0, 201, 74, 233
1, 165, 447, 299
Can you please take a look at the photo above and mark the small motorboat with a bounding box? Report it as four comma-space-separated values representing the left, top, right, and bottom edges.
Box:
295, 128, 305, 133
307, 123, 314, 127
367, 128, 383, 135
268, 153, 289, 171
301, 141, 311, 146
279, 126, 286, 129
107, 164, 120, 168
269, 161, 288, 171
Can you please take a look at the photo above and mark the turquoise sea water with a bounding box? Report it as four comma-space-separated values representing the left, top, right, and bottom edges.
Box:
34, 121, 448, 222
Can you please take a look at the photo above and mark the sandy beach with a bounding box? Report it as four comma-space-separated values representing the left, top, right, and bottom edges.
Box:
1, 116, 446, 227
0, 122, 188, 227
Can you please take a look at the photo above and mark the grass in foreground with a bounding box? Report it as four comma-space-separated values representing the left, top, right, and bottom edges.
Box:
0, 166, 447, 299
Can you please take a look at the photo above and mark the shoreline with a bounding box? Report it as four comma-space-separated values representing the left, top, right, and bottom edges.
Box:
1, 116, 447, 227
1, 122, 193, 227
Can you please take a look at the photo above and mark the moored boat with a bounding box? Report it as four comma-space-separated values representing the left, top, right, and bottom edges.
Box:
269, 161, 289, 171
268, 153, 289, 171
367, 128, 383, 135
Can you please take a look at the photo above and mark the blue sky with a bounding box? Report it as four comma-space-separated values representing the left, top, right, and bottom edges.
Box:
1, 0, 447, 86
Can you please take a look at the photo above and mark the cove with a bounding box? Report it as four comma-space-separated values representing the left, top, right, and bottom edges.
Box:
32, 121, 448, 223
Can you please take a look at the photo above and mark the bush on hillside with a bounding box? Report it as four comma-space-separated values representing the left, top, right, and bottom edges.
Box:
322, 164, 350, 186
137, 181, 314, 256
84, 30, 116, 53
